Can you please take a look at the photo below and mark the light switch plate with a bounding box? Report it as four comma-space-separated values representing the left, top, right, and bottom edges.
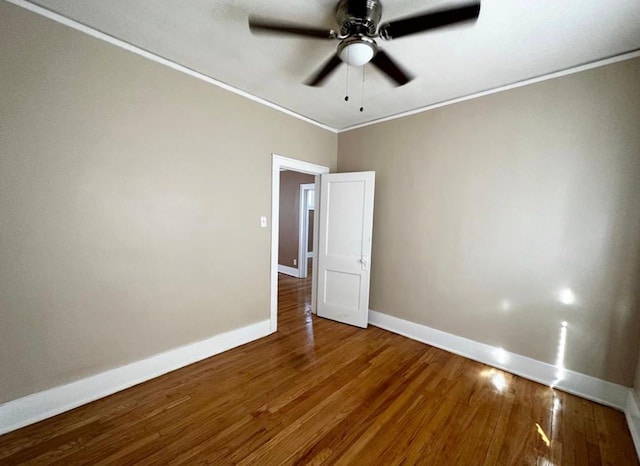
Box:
260, 216, 267, 228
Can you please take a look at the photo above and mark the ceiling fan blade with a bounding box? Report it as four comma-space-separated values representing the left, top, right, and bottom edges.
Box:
305, 54, 343, 86
379, 2, 480, 40
370, 50, 413, 86
249, 16, 336, 39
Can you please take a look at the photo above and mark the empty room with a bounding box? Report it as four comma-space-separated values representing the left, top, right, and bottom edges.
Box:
1, 0, 640, 464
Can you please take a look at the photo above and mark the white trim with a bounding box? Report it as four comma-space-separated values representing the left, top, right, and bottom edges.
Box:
626, 390, 640, 461
298, 183, 315, 279
6, 0, 337, 134
306, 251, 314, 259
278, 264, 299, 277
0, 319, 271, 436
368, 310, 629, 410
297, 185, 306, 278
309, 190, 321, 317
340, 49, 640, 133
271, 155, 329, 332
9, 2, 639, 135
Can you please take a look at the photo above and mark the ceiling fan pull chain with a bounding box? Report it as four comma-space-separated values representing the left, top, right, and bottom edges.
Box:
344, 49, 350, 101
359, 65, 365, 112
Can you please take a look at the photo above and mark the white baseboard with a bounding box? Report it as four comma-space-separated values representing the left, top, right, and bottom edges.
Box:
368, 310, 629, 410
0, 319, 271, 436
626, 390, 640, 461
278, 264, 299, 277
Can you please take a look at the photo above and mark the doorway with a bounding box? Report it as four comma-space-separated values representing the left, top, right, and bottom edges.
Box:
299, 183, 315, 279
277, 173, 315, 277
270, 155, 329, 332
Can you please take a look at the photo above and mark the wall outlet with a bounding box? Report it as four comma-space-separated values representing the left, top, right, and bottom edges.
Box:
293, 259, 297, 266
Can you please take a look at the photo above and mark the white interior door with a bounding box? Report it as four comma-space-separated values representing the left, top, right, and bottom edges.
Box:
317, 171, 375, 328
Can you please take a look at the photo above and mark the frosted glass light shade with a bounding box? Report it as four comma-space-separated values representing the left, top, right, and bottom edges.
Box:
339, 42, 375, 66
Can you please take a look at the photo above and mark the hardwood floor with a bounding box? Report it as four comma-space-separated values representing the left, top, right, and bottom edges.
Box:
0, 272, 637, 465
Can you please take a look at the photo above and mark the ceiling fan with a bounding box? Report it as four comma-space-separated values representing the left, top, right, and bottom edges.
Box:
249, 0, 481, 87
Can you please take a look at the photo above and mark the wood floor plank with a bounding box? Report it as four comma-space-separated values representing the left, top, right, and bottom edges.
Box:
0, 271, 637, 465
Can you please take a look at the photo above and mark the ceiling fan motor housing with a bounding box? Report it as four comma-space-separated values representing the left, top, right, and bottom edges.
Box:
336, 0, 383, 36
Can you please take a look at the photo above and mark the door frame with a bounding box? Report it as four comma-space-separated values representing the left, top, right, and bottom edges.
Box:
298, 183, 315, 279
271, 154, 329, 333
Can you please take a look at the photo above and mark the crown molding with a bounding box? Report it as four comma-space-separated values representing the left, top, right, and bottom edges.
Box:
6, 0, 338, 134
339, 49, 640, 132
7, 1, 640, 136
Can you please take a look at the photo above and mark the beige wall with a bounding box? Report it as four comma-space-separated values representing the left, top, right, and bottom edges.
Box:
339, 58, 640, 385
0, 2, 336, 404
278, 171, 315, 267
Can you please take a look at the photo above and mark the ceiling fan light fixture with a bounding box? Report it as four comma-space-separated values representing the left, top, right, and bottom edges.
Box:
338, 37, 376, 66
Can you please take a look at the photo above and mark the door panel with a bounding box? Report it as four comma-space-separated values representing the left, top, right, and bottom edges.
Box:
317, 171, 375, 328
324, 270, 361, 308
326, 181, 365, 256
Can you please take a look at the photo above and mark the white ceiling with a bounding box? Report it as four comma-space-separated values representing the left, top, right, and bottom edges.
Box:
24, 0, 640, 130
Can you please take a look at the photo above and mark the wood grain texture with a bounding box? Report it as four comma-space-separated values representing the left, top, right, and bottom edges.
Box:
0, 272, 637, 465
